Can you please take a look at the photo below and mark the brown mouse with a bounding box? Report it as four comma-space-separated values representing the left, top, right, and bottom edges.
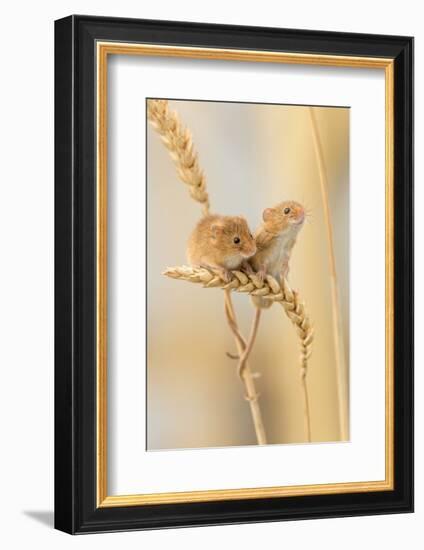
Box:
187, 214, 257, 282
250, 200, 305, 308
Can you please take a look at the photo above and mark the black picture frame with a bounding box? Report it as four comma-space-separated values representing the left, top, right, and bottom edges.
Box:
55, 14, 414, 534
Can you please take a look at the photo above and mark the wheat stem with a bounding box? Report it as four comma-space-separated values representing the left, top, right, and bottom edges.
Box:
298, 346, 312, 443
148, 99, 268, 441
224, 291, 267, 445
309, 107, 348, 441
301, 377, 311, 443
238, 307, 262, 380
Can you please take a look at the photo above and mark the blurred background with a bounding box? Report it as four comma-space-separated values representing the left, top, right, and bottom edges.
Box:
147, 99, 349, 449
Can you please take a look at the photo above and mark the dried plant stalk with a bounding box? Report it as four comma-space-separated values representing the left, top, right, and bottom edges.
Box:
164, 266, 314, 441
224, 290, 267, 445
149, 99, 313, 442
308, 107, 348, 441
148, 98, 267, 441
147, 99, 210, 216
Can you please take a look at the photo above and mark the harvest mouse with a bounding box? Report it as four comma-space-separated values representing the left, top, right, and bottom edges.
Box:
250, 200, 305, 308
187, 214, 257, 282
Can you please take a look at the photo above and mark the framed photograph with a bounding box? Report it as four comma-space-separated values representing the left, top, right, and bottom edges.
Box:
54, 15, 413, 534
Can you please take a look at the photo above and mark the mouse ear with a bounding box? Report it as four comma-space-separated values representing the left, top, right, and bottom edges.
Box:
263, 208, 275, 222
211, 224, 223, 237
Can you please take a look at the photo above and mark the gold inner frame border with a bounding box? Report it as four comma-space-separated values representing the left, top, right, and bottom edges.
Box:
96, 42, 394, 508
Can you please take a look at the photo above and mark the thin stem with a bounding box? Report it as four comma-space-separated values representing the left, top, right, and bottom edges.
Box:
238, 307, 262, 380
224, 290, 267, 445
301, 374, 312, 443
149, 100, 268, 445
224, 291, 248, 350
309, 107, 349, 441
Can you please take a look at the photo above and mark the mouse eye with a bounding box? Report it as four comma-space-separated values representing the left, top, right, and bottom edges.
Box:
233, 237, 240, 244
284, 207, 291, 215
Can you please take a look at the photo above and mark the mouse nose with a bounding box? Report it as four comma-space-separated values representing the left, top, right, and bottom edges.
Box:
296, 208, 305, 223
243, 244, 256, 258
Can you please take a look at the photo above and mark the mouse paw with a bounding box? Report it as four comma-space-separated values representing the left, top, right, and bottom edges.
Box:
241, 261, 254, 275
218, 268, 232, 283
256, 268, 267, 284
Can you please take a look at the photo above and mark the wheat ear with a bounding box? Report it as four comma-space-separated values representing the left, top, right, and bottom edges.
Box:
147, 99, 210, 216
309, 107, 348, 441
164, 266, 314, 441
